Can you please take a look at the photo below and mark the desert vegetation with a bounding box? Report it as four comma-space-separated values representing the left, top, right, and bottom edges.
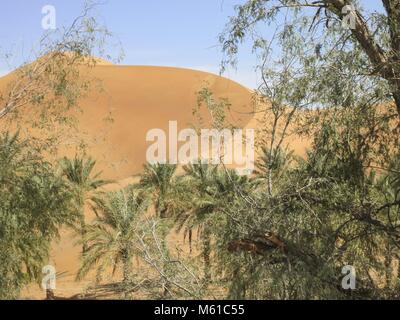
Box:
1, 1, 400, 300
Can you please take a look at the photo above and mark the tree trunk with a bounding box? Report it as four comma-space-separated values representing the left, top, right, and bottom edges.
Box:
161, 236, 171, 297
45, 288, 55, 300
122, 249, 133, 299
79, 211, 87, 254
325, 0, 400, 119
202, 224, 212, 286
393, 91, 400, 120
122, 256, 132, 284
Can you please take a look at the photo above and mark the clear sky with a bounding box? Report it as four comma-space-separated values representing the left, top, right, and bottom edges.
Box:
0, 0, 384, 89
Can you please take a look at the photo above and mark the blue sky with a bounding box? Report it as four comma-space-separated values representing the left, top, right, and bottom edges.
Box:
0, 0, 384, 88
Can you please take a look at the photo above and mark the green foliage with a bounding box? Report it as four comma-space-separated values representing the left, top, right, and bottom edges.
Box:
77, 187, 150, 288
209, 1, 400, 299
78, 184, 204, 299
0, 132, 73, 299
139, 163, 177, 218
212, 117, 400, 299
174, 163, 254, 287
193, 87, 232, 130
59, 155, 110, 253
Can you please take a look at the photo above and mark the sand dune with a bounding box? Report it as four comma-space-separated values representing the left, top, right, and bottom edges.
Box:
1, 62, 255, 180
77, 65, 256, 180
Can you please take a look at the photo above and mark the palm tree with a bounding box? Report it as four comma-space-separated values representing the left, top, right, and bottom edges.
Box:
59, 155, 110, 253
176, 163, 252, 286
139, 162, 179, 296
77, 187, 150, 296
139, 163, 177, 218
175, 163, 218, 285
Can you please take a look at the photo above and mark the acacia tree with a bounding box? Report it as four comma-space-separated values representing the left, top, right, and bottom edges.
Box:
220, 0, 400, 119
219, 0, 400, 239
0, 132, 73, 299
220, 1, 400, 178
0, 1, 121, 155
211, 124, 400, 298
212, 0, 400, 299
